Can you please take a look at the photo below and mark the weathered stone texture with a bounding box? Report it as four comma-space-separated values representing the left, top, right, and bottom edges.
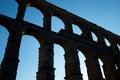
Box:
0, 0, 120, 80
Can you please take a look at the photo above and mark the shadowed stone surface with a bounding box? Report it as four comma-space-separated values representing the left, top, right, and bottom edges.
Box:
0, 0, 120, 80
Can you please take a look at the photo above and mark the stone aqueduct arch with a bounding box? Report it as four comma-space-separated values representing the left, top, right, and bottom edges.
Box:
0, 0, 120, 80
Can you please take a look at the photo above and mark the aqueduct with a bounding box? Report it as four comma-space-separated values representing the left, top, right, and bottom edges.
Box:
0, 0, 120, 80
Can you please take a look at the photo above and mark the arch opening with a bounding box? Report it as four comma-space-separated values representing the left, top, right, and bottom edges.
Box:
72, 24, 82, 35
54, 44, 65, 80
24, 7, 43, 27
117, 44, 120, 51
91, 32, 98, 42
115, 64, 118, 70
98, 58, 105, 79
0, 0, 18, 19
78, 50, 88, 80
104, 37, 111, 46
0, 25, 9, 65
16, 35, 40, 80
52, 16, 65, 33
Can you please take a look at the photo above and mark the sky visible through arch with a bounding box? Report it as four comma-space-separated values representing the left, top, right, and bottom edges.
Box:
0, 0, 120, 80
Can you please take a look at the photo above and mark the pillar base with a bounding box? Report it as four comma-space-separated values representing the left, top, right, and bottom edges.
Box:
37, 67, 55, 80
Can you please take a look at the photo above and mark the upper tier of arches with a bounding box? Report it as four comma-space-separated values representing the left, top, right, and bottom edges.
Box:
15, 0, 120, 54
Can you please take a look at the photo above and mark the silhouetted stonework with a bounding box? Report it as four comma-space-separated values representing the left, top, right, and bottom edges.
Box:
0, 0, 120, 80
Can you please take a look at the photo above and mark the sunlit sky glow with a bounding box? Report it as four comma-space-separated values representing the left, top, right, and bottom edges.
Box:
0, 0, 120, 80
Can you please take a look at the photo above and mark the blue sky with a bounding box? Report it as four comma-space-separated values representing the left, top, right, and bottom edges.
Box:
0, 0, 120, 80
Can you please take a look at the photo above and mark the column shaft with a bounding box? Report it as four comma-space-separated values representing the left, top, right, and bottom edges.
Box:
85, 57, 104, 80
16, 4, 26, 20
64, 49, 83, 80
110, 43, 120, 55
64, 16, 73, 33
103, 61, 118, 80
65, 22, 73, 33
97, 35, 106, 45
43, 14, 51, 30
80, 26, 92, 40
37, 41, 55, 80
0, 31, 22, 80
